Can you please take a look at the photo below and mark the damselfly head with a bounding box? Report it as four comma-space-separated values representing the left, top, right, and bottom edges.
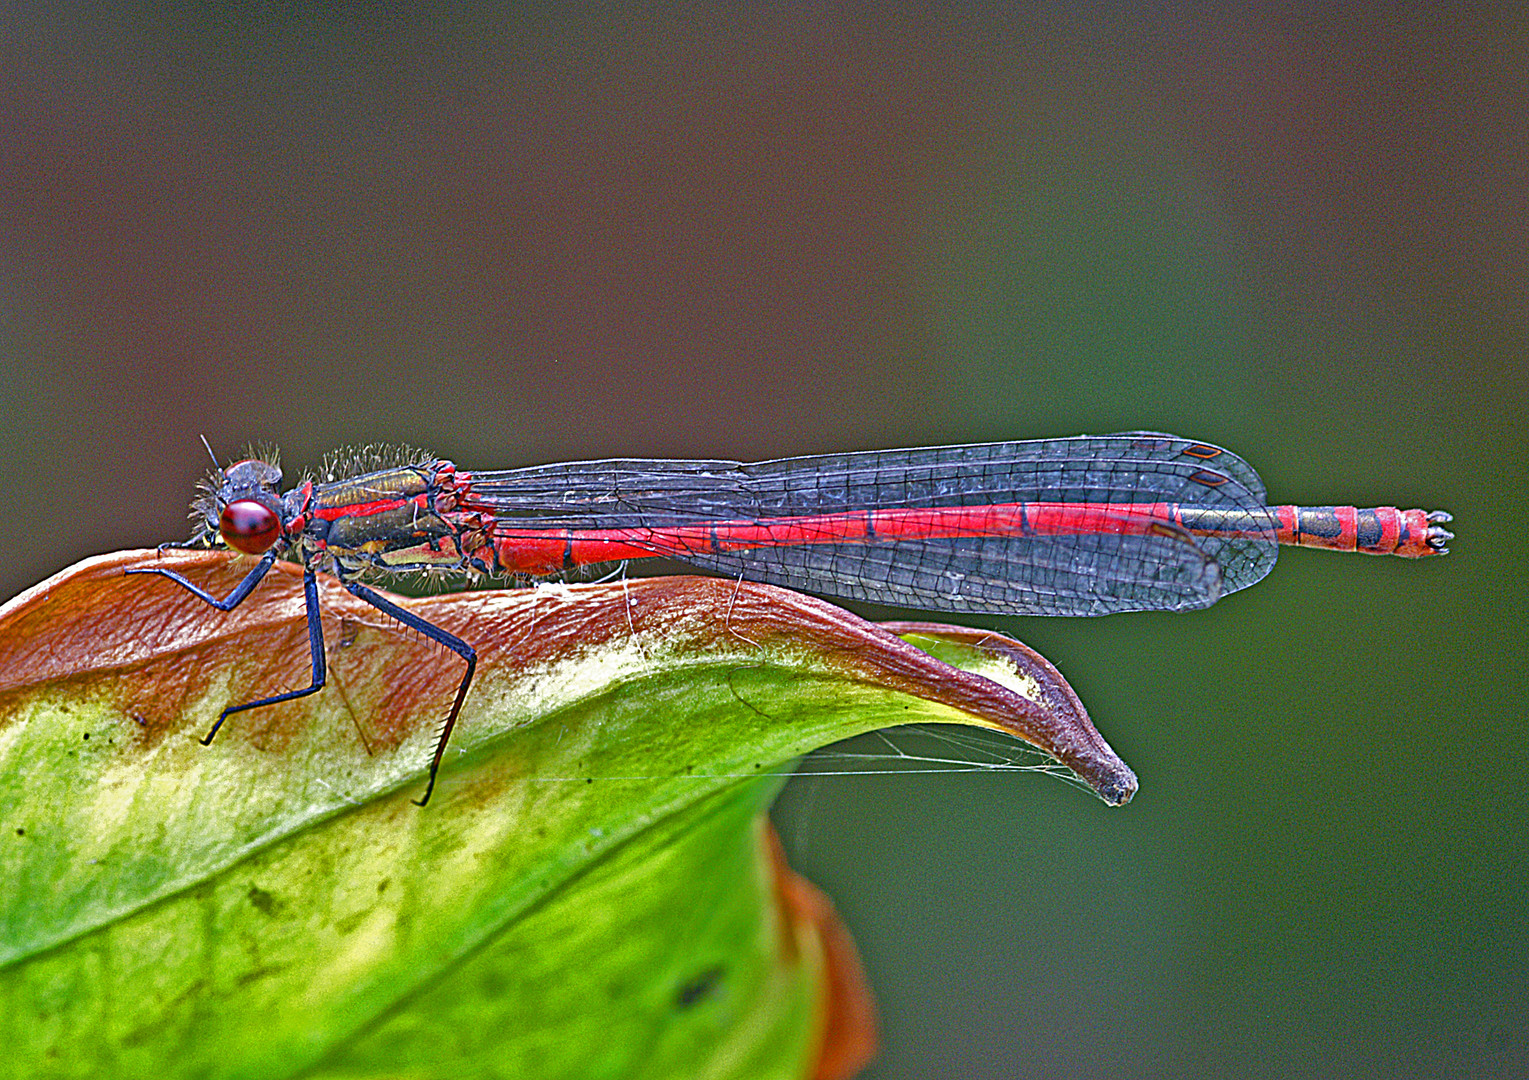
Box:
207, 460, 285, 554
189, 454, 286, 552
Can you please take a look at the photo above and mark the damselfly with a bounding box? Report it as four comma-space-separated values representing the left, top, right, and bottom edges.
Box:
131, 433, 1452, 804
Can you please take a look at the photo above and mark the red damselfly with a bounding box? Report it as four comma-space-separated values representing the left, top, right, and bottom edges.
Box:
131, 433, 1452, 804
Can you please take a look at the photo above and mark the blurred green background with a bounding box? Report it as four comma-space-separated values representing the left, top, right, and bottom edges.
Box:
2, 8, 1523, 1078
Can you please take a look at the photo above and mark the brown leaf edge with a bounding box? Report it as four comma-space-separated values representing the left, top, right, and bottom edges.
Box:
765, 821, 880, 1080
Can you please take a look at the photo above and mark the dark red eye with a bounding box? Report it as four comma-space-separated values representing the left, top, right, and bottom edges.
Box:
220, 499, 281, 555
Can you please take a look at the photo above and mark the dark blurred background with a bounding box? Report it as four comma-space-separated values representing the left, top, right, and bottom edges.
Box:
2, 7, 1523, 1078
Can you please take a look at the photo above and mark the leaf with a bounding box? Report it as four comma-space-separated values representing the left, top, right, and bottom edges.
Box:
0, 551, 1134, 1079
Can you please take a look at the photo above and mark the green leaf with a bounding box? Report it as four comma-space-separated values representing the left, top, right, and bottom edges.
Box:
0, 551, 1134, 1079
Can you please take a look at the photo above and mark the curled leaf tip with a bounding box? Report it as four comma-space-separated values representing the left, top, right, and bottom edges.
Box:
1092, 766, 1139, 807
877, 620, 1137, 805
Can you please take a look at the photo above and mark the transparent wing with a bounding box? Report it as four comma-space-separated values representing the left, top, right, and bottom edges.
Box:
464, 434, 1279, 616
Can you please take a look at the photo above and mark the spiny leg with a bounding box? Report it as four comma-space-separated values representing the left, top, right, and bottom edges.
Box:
343, 580, 477, 807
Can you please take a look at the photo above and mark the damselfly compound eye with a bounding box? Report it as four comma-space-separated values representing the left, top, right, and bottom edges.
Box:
220, 499, 281, 554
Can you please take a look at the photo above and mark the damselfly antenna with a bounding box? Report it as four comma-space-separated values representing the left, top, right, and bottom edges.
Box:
199, 434, 222, 471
